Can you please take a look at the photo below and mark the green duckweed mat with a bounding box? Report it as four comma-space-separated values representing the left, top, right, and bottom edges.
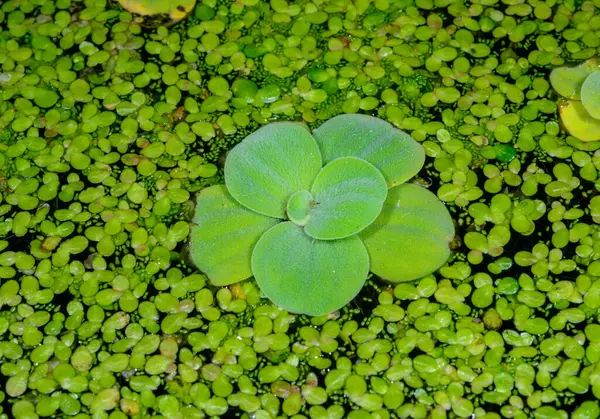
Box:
1, 0, 600, 418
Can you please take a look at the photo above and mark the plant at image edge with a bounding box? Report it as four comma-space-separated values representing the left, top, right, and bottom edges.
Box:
189, 114, 455, 316
550, 57, 600, 142
116, 0, 197, 24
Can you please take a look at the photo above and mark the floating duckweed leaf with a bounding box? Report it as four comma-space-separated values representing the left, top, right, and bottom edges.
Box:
550, 58, 600, 100
312, 114, 425, 188
225, 122, 322, 218
252, 222, 369, 316
559, 100, 600, 142
581, 71, 600, 119
493, 144, 517, 163
287, 190, 313, 226
304, 157, 388, 240
33, 88, 59, 108
360, 184, 454, 283
190, 185, 278, 286
116, 0, 196, 22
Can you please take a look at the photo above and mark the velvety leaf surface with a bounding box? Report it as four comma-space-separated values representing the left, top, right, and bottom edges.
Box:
581, 71, 600, 119
252, 222, 369, 316
559, 100, 600, 142
117, 0, 196, 21
287, 190, 313, 226
225, 122, 322, 218
360, 183, 455, 283
190, 185, 278, 286
304, 157, 388, 240
312, 114, 425, 188
550, 58, 600, 100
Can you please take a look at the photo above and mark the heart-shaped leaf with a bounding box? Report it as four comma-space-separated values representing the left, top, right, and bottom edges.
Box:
117, 0, 196, 22
225, 122, 322, 218
189, 185, 278, 286
302, 157, 387, 240
559, 100, 600, 143
360, 184, 455, 283
550, 58, 600, 100
252, 222, 369, 316
312, 114, 425, 188
581, 71, 600, 119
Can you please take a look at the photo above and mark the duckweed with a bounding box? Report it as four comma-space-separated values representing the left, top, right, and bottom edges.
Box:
2, 0, 600, 418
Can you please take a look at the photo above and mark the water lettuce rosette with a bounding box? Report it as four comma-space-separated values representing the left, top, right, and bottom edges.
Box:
189, 114, 455, 315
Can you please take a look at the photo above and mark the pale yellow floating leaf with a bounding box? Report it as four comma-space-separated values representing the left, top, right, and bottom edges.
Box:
559, 100, 600, 142
117, 0, 196, 22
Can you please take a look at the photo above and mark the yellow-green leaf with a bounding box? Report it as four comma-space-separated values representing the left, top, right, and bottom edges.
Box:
117, 0, 196, 22
559, 100, 600, 142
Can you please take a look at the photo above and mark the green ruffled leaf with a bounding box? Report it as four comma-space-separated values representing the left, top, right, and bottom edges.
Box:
581, 71, 600, 120
225, 122, 322, 218
189, 185, 278, 286
117, 0, 196, 22
550, 58, 600, 100
360, 184, 455, 283
303, 157, 387, 240
312, 114, 425, 188
252, 222, 369, 316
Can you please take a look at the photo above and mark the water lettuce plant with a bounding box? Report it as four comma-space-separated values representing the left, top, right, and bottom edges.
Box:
190, 114, 454, 315
550, 58, 600, 142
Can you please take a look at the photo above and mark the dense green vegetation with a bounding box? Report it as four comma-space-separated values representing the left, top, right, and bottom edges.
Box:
2, 0, 600, 417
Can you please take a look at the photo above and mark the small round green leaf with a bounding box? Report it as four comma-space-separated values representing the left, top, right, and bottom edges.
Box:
225, 122, 322, 218
34, 88, 59, 108
550, 58, 600, 100
581, 71, 600, 119
359, 184, 454, 283
312, 114, 425, 188
252, 222, 369, 316
305, 157, 387, 240
287, 190, 313, 226
190, 185, 278, 286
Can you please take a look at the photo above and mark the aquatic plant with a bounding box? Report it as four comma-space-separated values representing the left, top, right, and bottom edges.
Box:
117, 0, 196, 24
189, 114, 454, 315
550, 58, 600, 142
